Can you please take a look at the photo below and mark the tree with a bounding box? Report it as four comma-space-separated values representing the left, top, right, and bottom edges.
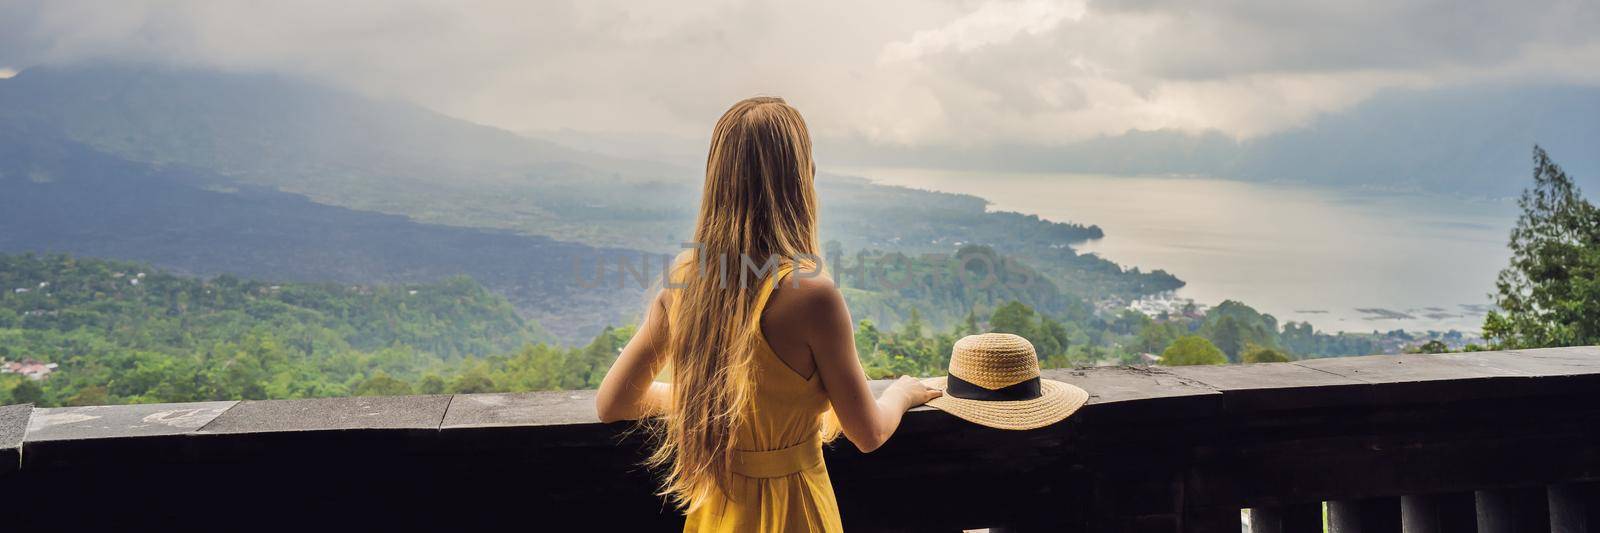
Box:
1485, 146, 1600, 348
354, 372, 413, 397
984, 301, 1078, 363
957, 310, 981, 336
989, 301, 1037, 337
824, 240, 845, 268
1035, 314, 1071, 360
1208, 315, 1244, 361
418, 374, 447, 395
854, 320, 882, 356
1408, 340, 1450, 354
66, 385, 110, 406
1241, 345, 1290, 363
449, 369, 497, 394
1134, 321, 1181, 354
1202, 301, 1279, 361
1111, 309, 1151, 335
1160, 336, 1227, 366
900, 308, 926, 339
11, 379, 43, 404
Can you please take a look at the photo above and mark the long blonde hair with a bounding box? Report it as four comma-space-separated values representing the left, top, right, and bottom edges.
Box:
648, 96, 821, 509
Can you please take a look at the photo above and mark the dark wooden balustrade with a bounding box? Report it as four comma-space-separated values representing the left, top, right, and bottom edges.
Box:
2, 347, 1598, 532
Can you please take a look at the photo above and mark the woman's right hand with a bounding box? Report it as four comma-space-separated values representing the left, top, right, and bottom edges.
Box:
882, 375, 942, 411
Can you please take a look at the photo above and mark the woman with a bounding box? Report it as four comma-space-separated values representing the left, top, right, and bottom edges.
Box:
595, 96, 941, 532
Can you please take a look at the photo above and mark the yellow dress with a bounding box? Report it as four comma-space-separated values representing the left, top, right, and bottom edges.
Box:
680, 265, 844, 533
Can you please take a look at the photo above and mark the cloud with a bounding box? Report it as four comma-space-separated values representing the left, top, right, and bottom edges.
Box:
1085, 0, 1600, 79
1, 0, 1596, 157
880, 0, 1087, 62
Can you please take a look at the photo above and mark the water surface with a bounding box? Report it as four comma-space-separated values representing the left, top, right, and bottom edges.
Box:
844, 168, 1520, 334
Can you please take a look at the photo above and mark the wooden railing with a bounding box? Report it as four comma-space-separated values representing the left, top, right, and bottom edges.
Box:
2, 347, 1598, 532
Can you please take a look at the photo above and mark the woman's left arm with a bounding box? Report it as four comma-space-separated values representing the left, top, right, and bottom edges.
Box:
596, 291, 672, 423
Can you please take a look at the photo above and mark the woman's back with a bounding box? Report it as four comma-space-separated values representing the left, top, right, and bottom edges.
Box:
680, 265, 843, 532
594, 96, 938, 532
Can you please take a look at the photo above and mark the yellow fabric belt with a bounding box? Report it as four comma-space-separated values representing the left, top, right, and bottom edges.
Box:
730, 440, 823, 479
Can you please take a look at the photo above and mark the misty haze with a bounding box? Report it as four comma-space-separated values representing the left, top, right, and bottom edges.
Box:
5, 1, 1600, 532
0, 0, 1596, 405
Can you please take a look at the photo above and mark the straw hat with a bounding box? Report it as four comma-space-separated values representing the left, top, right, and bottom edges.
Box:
921, 333, 1089, 430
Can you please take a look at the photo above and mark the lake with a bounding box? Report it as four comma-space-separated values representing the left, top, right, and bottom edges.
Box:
842, 167, 1523, 334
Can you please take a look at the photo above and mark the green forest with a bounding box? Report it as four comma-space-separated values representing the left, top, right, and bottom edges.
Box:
4, 147, 1592, 407
0, 252, 1382, 407
0, 66, 1181, 343
0, 253, 620, 406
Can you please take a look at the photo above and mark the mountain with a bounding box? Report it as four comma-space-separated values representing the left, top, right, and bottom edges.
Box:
0, 252, 640, 407
0, 66, 1137, 250
0, 65, 1180, 338
1235, 85, 1600, 195
0, 66, 1175, 271
0, 127, 642, 341
824, 85, 1600, 197
0, 65, 671, 187
0, 252, 545, 362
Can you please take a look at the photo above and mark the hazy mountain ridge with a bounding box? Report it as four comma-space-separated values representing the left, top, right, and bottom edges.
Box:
0, 65, 1183, 340
0, 65, 673, 186
0, 67, 1123, 246
0, 128, 644, 341
1237, 85, 1600, 195
0, 130, 1153, 338
0, 66, 1176, 299
823, 85, 1600, 197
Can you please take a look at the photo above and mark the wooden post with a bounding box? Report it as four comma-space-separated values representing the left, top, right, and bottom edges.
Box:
1181, 507, 1240, 533
1401, 492, 1475, 533
1475, 488, 1550, 533
1550, 482, 1599, 533
1329, 498, 1401, 533
1251, 503, 1323, 533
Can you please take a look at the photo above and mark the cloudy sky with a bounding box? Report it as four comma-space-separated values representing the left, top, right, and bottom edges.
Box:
3, 0, 1597, 155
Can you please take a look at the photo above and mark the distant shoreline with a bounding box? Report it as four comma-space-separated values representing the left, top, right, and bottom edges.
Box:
843, 166, 1514, 336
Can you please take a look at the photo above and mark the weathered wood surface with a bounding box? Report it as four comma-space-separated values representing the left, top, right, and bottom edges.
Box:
1401, 492, 1477, 533
1250, 502, 1322, 533
1477, 487, 1553, 533
0, 403, 30, 476
1, 347, 1597, 532
1549, 482, 1600, 533
1327, 497, 1400, 533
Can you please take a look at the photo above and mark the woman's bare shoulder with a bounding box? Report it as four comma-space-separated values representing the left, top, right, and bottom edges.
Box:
761, 272, 847, 377
766, 272, 847, 326
652, 286, 673, 314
